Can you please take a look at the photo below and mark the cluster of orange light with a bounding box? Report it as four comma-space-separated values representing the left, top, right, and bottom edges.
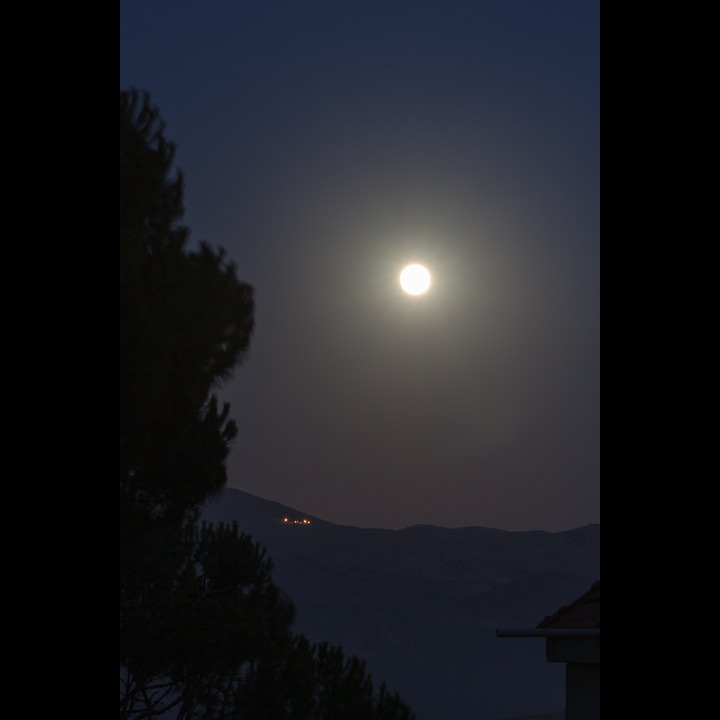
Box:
281, 517, 311, 525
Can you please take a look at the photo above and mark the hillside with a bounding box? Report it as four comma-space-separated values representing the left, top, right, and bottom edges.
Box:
202, 488, 599, 720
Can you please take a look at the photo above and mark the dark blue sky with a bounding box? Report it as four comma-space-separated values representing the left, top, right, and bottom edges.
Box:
120, 0, 600, 531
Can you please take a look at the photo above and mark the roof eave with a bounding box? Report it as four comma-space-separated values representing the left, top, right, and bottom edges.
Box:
496, 628, 600, 638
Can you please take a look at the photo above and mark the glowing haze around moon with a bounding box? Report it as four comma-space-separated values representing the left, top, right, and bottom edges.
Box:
399, 263, 431, 295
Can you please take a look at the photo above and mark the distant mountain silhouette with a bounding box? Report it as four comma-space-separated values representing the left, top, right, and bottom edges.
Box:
202, 487, 327, 526
202, 488, 599, 720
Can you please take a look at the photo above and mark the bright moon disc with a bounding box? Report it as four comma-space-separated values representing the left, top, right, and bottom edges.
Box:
399, 264, 431, 295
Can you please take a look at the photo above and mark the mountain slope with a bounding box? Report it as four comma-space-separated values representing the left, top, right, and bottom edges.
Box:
201, 488, 599, 720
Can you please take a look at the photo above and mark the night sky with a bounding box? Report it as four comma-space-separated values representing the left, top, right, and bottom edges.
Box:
120, 0, 600, 532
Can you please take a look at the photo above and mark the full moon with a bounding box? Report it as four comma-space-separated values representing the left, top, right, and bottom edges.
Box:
399, 263, 431, 295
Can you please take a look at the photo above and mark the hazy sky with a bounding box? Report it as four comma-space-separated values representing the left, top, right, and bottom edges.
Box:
120, 0, 600, 532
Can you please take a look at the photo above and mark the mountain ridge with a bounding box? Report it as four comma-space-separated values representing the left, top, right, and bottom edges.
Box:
206, 487, 599, 534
